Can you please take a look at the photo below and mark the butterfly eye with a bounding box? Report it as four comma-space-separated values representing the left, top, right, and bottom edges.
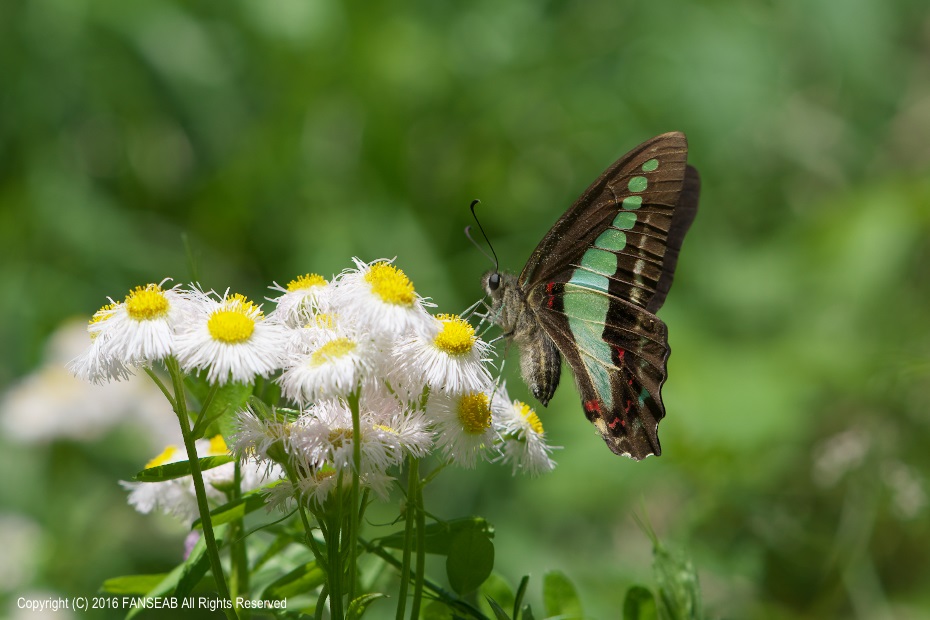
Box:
488, 273, 501, 291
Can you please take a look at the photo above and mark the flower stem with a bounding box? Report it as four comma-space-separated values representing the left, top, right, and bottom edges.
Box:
346, 390, 362, 604
411, 471, 426, 620
164, 357, 238, 620
395, 458, 418, 620
230, 462, 249, 619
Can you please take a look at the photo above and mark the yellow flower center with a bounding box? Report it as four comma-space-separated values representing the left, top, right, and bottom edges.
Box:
515, 401, 544, 435
365, 262, 415, 306
207, 294, 259, 344
145, 445, 181, 469
457, 392, 492, 435
310, 338, 356, 365
125, 284, 170, 321
328, 427, 354, 449
314, 313, 336, 329
207, 435, 229, 456
287, 273, 327, 291
433, 314, 476, 356
89, 303, 118, 326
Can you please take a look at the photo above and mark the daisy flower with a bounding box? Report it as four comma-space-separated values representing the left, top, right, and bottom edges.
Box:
71, 280, 188, 380
492, 385, 557, 476
426, 390, 498, 468
289, 400, 395, 475
390, 313, 493, 398
362, 387, 433, 461
279, 331, 377, 404
268, 273, 332, 327
331, 258, 433, 338
174, 290, 288, 385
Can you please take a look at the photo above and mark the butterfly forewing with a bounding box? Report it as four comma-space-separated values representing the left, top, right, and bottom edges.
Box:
519, 132, 690, 312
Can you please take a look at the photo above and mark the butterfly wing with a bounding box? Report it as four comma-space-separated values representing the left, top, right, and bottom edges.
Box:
519, 132, 699, 459
520, 132, 697, 312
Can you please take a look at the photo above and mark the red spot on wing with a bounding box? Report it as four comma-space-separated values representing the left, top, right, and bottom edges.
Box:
584, 399, 601, 414
613, 346, 625, 362
546, 281, 555, 308
546, 282, 555, 294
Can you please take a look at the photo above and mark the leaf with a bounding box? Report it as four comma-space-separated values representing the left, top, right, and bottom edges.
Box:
379, 517, 494, 556
513, 575, 529, 619
346, 592, 386, 619
653, 541, 703, 620
200, 381, 253, 438
542, 570, 583, 619
100, 574, 168, 595
624, 586, 658, 620
191, 487, 270, 529
422, 600, 455, 620
479, 573, 515, 619
520, 605, 535, 620
486, 597, 512, 620
261, 562, 325, 600
446, 528, 494, 595
130, 456, 234, 482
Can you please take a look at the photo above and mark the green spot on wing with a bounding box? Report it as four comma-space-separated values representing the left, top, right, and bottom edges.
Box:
613, 211, 637, 230
595, 228, 627, 252
580, 248, 617, 277
641, 158, 659, 172
622, 195, 643, 209
628, 176, 648, 193
563, 288, 614, 410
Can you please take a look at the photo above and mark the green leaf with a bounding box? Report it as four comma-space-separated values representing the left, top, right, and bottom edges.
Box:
191, 487, 270, 529
485, 597, 512, 620
130, 455, 234, 482
542, 570, 583, 619
513, 575, 529, 619
100, 574, 168, 595
446, 528, 494, 595
624, 586, 658, 620
520, 605, 535, 620
199, 381, 252, 438
261, 562, 325, 600
653, 541, 703, 620
346, 592, 386, 619
379, 517, 494, 556
422, 600, 455, 620
479, 573, 515, 619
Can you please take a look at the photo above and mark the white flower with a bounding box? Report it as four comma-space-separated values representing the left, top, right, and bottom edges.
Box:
268, 273, 332, 328
174, 290, 288, 385
492, 385, 557, 476
390, 313, 493, 398
279, 332, 377, 404
96, 280, 188, 365
426, 390, 498, 468
290, 400, 395, 474
362, 387, 434, 460
331, 258, 433, 338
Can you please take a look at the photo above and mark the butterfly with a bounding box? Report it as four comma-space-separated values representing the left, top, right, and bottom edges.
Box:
482, 132, 699, 460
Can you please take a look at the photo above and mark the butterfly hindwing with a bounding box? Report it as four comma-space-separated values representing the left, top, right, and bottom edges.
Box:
528, 281, 669, 459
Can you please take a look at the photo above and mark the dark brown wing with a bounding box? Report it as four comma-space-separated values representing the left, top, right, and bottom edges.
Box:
519, 132, 692, 313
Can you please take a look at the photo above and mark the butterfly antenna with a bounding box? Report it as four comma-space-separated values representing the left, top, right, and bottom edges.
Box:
466, 199, 500, 271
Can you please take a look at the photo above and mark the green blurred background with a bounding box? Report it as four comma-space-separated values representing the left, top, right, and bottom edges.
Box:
2, 0, 930, 618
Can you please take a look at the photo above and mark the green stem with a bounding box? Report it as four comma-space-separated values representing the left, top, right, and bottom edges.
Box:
230, 462, 249, 619
164, 358, 238, 620
330, 472, 345, 620
395, 458, 418, 620
347, 391, 362, 604
411, 473, 426, 620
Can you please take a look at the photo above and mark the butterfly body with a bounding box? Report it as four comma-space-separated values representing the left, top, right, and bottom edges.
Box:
482, 132, 699, 460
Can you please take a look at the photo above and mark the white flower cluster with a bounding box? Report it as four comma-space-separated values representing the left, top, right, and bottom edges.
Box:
71, 258, 557, 515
